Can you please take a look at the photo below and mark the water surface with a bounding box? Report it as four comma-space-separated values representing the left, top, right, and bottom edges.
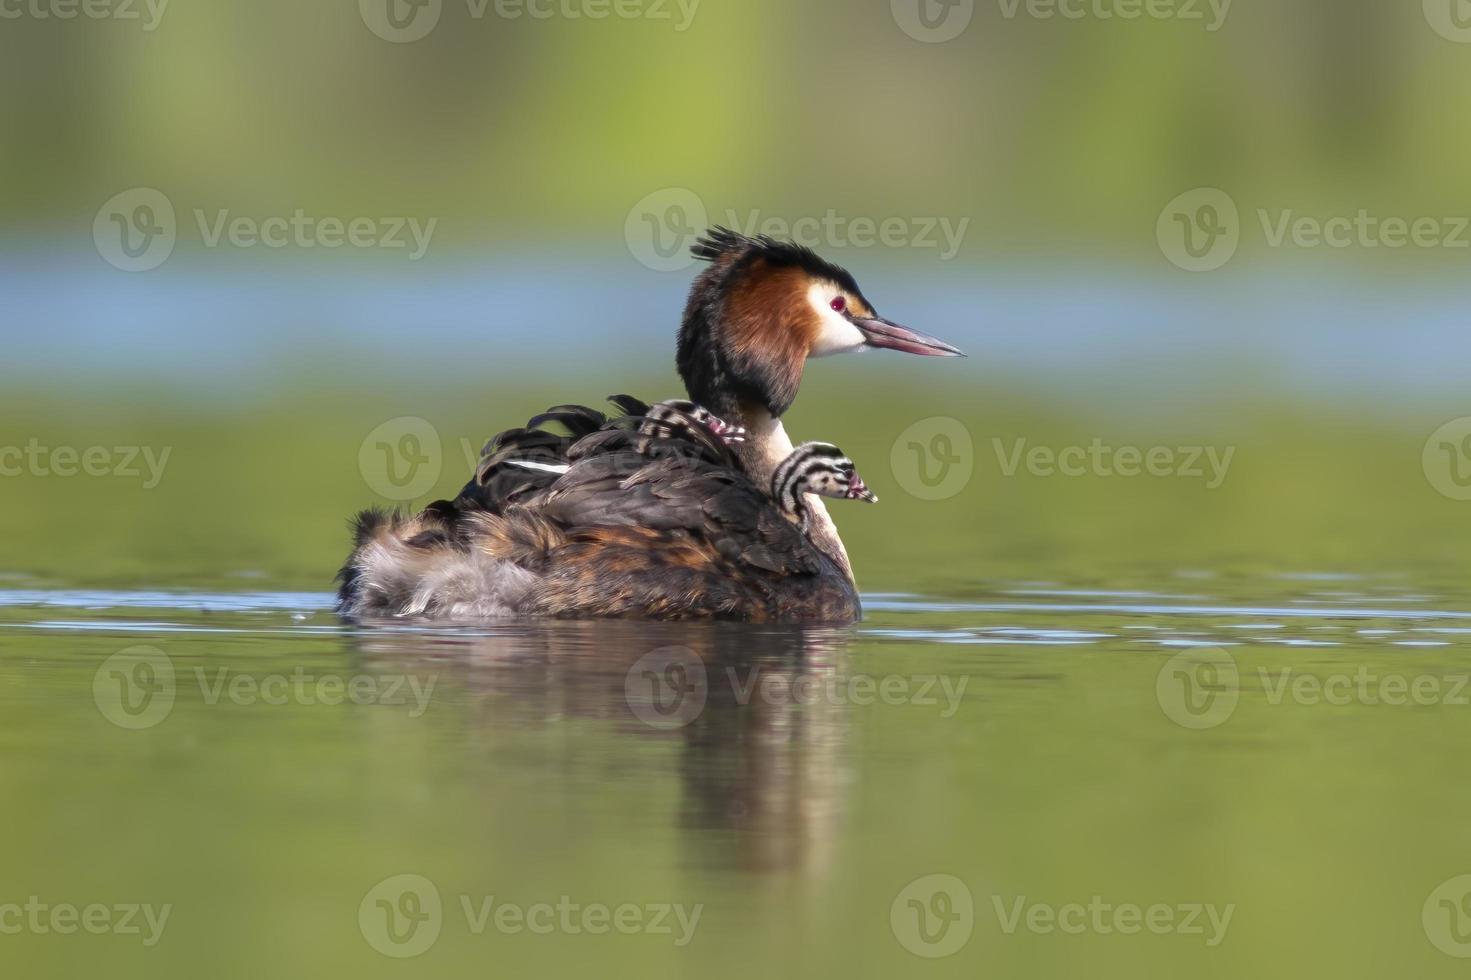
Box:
4, 571, 1470, 977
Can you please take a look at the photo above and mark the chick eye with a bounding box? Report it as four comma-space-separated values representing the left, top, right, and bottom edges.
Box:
830, 296, 847, 313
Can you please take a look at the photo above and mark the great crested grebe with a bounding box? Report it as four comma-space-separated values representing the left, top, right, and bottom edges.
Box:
338, 228, 963, 623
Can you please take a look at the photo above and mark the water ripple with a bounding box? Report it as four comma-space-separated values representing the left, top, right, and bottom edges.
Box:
0, 590, 1467, 651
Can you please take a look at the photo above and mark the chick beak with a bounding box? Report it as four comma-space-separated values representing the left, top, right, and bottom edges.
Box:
853, 316, 965, 357
847, 473, 879, 503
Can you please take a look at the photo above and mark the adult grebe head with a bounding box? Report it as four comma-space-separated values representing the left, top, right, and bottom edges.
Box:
675, 227, 965, 419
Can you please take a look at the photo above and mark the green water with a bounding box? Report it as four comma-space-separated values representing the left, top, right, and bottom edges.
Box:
3, 383, 1471, 977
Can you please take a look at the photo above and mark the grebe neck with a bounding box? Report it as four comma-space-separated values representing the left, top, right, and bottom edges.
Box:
736, 407, 854, 583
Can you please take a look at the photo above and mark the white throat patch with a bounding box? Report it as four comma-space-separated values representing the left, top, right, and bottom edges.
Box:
805, 281, 868, 358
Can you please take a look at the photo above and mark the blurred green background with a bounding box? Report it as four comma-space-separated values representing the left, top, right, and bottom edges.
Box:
5, 5, 1471, 979
5, 0, 1471, 254
2, 0, 1469, 585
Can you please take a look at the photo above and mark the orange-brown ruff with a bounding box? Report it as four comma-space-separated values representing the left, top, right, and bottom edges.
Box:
336, 229, 964, 623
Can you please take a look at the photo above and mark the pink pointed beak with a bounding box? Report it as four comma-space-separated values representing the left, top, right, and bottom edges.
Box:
853, 316, 965, 357
847, 473, 878, 503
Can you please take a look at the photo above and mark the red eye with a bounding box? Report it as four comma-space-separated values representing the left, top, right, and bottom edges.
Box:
830, 296, 847, 313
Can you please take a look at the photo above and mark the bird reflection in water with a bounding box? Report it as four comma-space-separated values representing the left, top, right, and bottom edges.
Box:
350, 620, 855, 876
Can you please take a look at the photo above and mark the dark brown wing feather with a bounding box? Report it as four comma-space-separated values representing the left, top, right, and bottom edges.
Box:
454, 393, 744, 517
453, 395, 651, 514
